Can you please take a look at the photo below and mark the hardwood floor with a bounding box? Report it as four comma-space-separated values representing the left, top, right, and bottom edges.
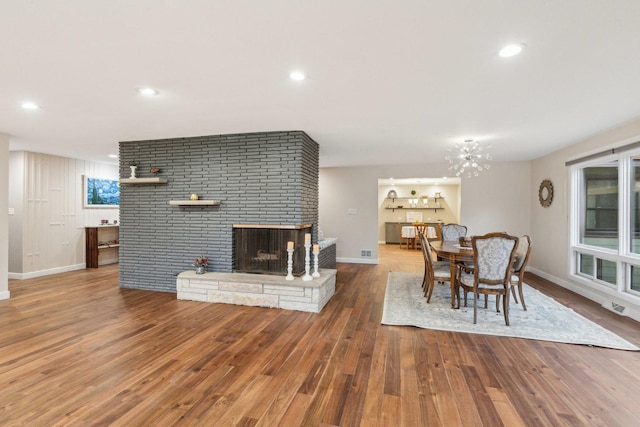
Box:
1, 245, 639, 426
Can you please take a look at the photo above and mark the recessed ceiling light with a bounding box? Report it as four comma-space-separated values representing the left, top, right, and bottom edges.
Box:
108, 154, 118, 158
289, 71, 306, 81
137, 87, 159, 96
499, 44, 524, 58
21, 101, 39, 110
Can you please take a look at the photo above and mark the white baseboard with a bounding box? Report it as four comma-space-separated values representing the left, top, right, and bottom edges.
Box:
528, 266, 640, 323
0, 290, 10, 300
337, 257, 379, 265
8, 263, 86, 280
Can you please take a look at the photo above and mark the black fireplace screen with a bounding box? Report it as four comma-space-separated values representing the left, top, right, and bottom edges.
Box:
233, 225, 312, 275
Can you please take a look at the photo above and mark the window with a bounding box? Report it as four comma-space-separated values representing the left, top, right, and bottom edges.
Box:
581, 164, 618, 249
571, 148, 640, 298
630, 156, 640, 254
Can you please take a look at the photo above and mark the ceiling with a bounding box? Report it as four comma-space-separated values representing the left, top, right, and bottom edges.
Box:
378, 177, 460, 187
3, 1, 640, 168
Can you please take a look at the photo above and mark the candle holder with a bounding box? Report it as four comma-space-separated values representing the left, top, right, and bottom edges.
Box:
303, 243, 313, 281
312, 247, 320, 278
286, 247, 294, 280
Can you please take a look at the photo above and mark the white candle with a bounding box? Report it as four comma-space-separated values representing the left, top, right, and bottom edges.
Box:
287, 241, 294, 250
305, 233, 311, 245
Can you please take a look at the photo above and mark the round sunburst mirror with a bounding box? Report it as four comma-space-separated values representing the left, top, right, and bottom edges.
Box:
538, 179, 553, 207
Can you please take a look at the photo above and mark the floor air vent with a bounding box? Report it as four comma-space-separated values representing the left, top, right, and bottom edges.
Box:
611, 302, 626, 313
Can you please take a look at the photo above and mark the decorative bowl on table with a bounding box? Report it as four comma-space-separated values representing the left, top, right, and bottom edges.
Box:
459, 237, 472, 247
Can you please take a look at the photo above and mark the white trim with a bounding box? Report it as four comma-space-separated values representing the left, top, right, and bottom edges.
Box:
0, 291, 9, 300
8, 263, 86, 280
529, 267, 640, 323
337, 257, 379, 265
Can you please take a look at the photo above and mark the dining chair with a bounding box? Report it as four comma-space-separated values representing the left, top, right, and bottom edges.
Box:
419, 232, 451, 302
414, 223, 428, 249
455, 232, 519, 325
439, 223, 468, 241
510, 235, 532, 310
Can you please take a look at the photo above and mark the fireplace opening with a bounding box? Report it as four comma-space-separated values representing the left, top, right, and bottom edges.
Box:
233, 224, 312, 275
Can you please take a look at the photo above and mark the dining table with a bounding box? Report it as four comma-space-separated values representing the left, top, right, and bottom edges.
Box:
401, 224, 437, 249
430, 240, 474, 308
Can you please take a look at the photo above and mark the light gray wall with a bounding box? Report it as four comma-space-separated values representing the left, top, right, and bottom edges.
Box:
0, 134, 8, 300
530, 116, 640, 320
319, 161, 531, 263
118, 131, 319, 292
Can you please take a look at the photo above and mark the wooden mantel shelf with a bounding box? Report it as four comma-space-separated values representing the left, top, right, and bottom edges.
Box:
169, 200, 221, 206
120, 177, 167, 184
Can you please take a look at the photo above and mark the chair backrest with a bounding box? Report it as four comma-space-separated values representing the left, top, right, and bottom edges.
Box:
414, 223, 428, 236
419, 232, 435, 281
513, 235, 532, 273
471, 232, 518, 285
440, 223, 467, 241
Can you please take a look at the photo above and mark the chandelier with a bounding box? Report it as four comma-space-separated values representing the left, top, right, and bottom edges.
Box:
445, 139, 492, 178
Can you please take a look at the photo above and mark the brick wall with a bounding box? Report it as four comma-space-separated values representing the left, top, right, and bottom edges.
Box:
118, 131, 319, 292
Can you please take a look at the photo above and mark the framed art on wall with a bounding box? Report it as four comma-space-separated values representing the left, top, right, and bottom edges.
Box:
83, 176, 120, 208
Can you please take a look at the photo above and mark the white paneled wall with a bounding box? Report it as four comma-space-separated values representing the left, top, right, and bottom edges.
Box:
9, 151, 119, 277
0, 134, 9, 299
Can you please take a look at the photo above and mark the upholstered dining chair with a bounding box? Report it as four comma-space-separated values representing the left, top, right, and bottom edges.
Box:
439, 223, 467, 241
419, 232, 451, 302
510, 235, 532, 310
455, 232, 519, 325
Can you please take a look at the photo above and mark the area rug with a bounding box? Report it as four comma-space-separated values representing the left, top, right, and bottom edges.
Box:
381, 272, 639, 351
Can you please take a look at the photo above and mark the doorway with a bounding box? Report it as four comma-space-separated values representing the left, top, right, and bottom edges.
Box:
377, 177, 461, 261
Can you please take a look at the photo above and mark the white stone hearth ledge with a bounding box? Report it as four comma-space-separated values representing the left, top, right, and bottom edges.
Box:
177, 269, 337, 313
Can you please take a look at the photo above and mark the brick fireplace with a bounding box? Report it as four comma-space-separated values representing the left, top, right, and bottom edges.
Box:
233, 224, 312, 275
119, 131, 319, 293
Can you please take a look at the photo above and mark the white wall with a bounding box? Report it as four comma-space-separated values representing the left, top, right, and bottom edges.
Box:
0, 134, 9, 300
8, 151, 119, 278
319, 161, 531, 263
530, 116, 640, 320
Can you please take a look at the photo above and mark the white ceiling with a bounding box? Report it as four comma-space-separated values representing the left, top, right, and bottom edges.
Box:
3, 1, 640, 168
378, 177, 460, 186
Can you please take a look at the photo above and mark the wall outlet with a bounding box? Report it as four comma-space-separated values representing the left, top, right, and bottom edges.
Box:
8, 208, 15, 215
347, 208, 358, 215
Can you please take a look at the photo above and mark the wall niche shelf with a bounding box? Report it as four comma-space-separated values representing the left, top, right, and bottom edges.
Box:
169, 200, 221, 206
120, 177, 167, 184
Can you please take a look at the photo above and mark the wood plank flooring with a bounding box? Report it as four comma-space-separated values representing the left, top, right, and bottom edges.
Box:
1, 244, 639, 426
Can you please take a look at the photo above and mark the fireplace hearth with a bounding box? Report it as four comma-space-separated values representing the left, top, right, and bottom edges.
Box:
233, 224, 313, 275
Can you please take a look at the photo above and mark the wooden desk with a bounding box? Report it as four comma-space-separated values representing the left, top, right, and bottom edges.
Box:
431, 241, 474, 308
